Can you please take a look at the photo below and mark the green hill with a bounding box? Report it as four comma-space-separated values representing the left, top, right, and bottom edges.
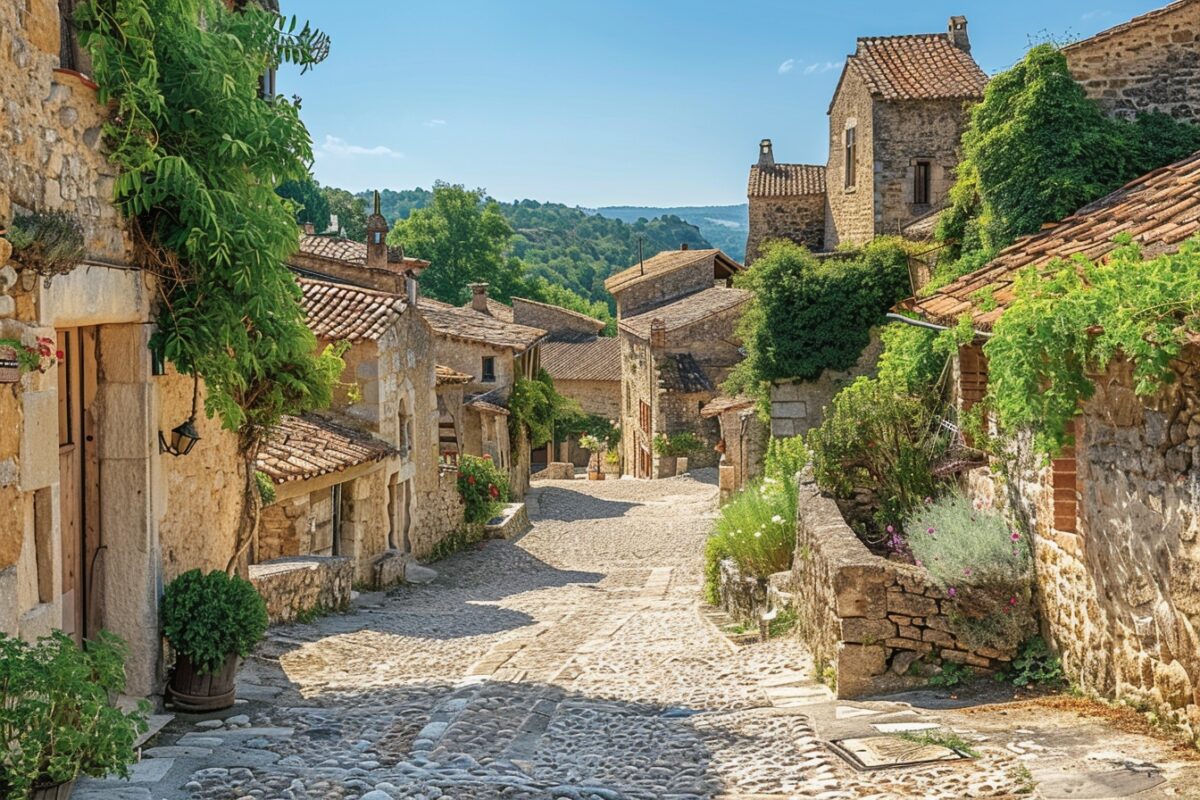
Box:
362, 189, 712, 305
595, 204, 748, 262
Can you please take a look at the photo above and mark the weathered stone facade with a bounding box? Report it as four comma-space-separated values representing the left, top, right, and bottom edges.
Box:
769, 329, 883, 438
791, 474, 1014, 698
1064, 0, 1200, 121
248, 556, 353, 625
964, 349, 1200, 738
746, 194, 826, 264
824, 67, 878, 249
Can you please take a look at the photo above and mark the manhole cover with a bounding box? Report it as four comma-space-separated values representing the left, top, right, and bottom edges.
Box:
827, 736, 971, 771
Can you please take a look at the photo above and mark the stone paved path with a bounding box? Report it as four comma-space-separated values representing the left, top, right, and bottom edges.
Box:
75, 472, 1200, 800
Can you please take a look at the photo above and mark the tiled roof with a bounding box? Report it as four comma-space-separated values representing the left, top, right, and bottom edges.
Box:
659, 353, 713, 394
604, 248, 743, 295
436, 365, 473, 385
540, 337, 621, 382
1063, 0, 1197, 52
257, 415, 396, 485
700, 395, 757, 418
419, 301, 547, 352
462, 297, 514, 322
900, 150, 1200, 331
901, 208, 944, 241
619, 287, 752, 340
466, 388, 511, 416
748, 164, 826, 197
298, 277, 405, 341
295, 234, 429, 269
511, 297, 607, 332
842, 34, 987, 103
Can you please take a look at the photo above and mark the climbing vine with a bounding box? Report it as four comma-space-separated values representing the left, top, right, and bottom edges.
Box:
75, 0, 339, 570
984, 236, 1200, 454
508, 370, 574, 449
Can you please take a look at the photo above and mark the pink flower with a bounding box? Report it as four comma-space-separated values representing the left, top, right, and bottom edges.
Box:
924, 497, 933, 505
915, 559, 923, 567
886, 525, 895, 534
1010, 532, 1021, 541
1008, 597, 1018, 606
963, 568, 973, 576
926, 527, 936, 535
947, 587, 957, 598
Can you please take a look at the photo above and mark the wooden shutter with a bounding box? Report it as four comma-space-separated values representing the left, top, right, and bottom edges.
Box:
959, 343, 988, 447
1051, 420, 1078, 533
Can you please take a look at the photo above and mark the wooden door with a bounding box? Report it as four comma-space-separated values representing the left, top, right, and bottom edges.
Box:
57, 327, 98, 644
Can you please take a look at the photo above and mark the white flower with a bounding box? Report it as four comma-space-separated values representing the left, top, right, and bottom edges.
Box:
754, 531, 762, 538
771, 515, 784, 524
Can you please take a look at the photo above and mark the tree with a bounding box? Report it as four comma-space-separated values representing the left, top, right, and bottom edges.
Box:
387, 183, 525, 304
277, 175, 330, 231
323, 186, 367, 240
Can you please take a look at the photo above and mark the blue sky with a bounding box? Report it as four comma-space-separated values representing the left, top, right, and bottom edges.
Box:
279, 1, 1161, 208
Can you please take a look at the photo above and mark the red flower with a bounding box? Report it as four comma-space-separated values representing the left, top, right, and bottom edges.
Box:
55, 350, 64, 360
467, 475, 476, 486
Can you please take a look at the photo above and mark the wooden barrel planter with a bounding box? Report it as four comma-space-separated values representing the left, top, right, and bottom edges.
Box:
168, 652, 239, 712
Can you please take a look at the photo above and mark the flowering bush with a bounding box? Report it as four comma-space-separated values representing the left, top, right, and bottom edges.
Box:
763, 434, 808, 484
0, 336, 58, 373
703, 478, 796, 604
905, 494, 1035, 652
457, 454, 509, 525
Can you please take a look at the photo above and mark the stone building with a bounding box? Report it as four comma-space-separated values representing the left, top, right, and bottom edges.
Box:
746, 16, 986, 255
418, 284, 546, 498
700, 396, 768, 503
900, 149, 1200, 738
744, 140, 826, 264
604, 247, 749, 478
1063, 0, 1200, 121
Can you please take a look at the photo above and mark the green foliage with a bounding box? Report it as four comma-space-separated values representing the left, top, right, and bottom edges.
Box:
926, 659, 974, 689
763, 434, 809, 485
76, 0, 341, 437
808, 376, 947, 528
456, 454, 509, 525
876, 322, 948, 396
703, 479, 798, 602
596, 204, 747, 262
937, 44, 1200, 277
724, 238, 912, 403
508, 369, 574, 449
6, 211, 86, 279
373, 188, 712, 306
555, 407, 619, 449
985, 237, 1200, 453
323, 186, 367, 241
0, 632, 148, 795
906, 495, 1035, 652
767, 608, 799, 638
254, 470, 277, 505
1005, 636, 1064, 688
161, 569, 269, 674
387, 183, 527, 305
277, 174, 330, 231
525, 277, 616, 335
652, 431, 704, 457
898, 727, 978, 756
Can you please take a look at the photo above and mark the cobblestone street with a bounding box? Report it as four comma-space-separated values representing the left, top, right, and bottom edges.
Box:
76, 473, 1200, 799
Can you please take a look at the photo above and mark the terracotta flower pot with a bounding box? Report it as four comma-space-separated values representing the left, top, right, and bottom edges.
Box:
587, 470, 605, 481
31, 779, 77, 800
168, 652, 239, 712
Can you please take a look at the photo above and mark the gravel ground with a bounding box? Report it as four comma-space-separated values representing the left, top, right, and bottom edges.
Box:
72, 472, 1199, 799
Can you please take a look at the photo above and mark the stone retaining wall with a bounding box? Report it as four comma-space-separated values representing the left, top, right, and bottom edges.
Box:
249, 556, 353, 625
790, 474, 1013, 697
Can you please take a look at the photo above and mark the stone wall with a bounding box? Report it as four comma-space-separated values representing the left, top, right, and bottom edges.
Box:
619, 335, 655, 476
965, 349, 1200, 738
430, 335, 514, 395
409, 467, 466, 561
746, 193, 826, 265
1064, 1, 1200, 121
555, 378, 620, 421
248, 556, 353, 625
613, 252, 721, 320
512, 298, 601, 339
873, 98, 969, 237
824, 68, 876, 248
791, 473, 1014, 697
715, 406, 768, 500
770, 329, 882, 437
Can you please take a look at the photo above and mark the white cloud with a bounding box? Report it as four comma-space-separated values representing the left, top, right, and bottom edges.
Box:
424, 119, 447, 127
778, 58, 795, 74
318, 135, 403, 159
804, 61, 838, 75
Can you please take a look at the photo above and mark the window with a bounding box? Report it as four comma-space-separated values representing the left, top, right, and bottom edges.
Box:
913, 161, 931, 205
482, 356, 496, 383
959, 343, 988, 449
1051, 420, 1079, 533
398, 398, 411, 458
844, 126, 857, 189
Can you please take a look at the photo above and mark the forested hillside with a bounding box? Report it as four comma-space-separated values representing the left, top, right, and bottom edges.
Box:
596, 204, 748, 262
362, 189, 711, 304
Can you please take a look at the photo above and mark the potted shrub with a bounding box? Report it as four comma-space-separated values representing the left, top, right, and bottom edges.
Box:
579, 433, 604, 480
162, 569, 268, 711
0, 631, 148, 799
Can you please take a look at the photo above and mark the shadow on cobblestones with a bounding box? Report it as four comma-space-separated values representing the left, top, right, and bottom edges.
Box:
529, 486, 639, 522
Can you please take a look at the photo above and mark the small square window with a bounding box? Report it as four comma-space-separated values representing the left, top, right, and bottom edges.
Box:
482, 356, 496, 383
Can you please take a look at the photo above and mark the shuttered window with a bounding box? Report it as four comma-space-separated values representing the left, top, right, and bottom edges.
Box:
1051, 420, 1079, 533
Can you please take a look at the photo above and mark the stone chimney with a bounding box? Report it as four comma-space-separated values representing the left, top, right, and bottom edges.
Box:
650, 318, 666, 349
758, 138, 775, 168
469, 283, 490, 314
948, 16, 970, 53
365, 190, 389, 269
680, 243, 689, 251
302, 221, 315, 235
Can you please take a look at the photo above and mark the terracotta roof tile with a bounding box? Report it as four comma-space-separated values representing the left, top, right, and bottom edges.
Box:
902, 150, 1200, 330
620, 287, 752, 340
295, 234, 429, 269
419, 301, 546, 352
540, 338, 621, 382
436, 365, 473, 385
659, 353, 713, 394
845, 34, 987, 103
298, 277, 405, 341
1062, 0, 1198, 52
604, 248, 743, 296
257, 414, 395, 485
748, 164, 826, 197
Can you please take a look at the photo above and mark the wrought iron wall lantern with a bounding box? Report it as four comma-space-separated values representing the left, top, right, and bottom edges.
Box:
160, 374, 202, 456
